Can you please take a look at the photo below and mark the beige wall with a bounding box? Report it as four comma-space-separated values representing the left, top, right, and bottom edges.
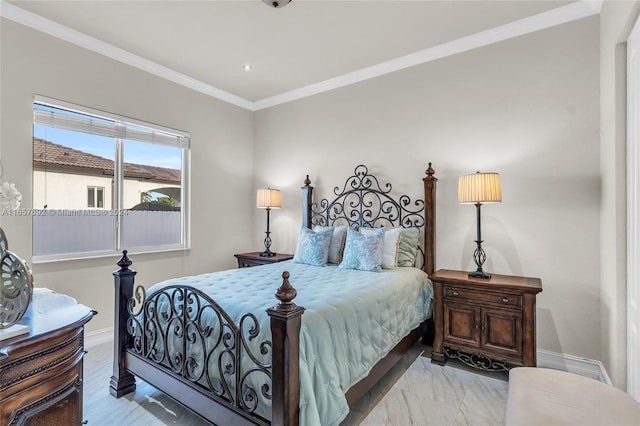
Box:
255, 16, 603, 372
0, 18, 255, 334
599, 0, 640, 390
3, 2, 639, 392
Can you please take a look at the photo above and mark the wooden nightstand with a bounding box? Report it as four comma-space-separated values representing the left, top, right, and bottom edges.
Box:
234, 252, 294, 268
430, 269, 542, 371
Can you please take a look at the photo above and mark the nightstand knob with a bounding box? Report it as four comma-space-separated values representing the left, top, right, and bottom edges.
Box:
452, 291, 459, 296
501, 297, 509, 303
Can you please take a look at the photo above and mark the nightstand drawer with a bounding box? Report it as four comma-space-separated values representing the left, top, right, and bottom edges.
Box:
444, 287, 522, 309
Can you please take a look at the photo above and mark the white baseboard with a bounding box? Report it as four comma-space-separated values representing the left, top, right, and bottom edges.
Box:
85, 327, 113, 349
537, 349, 612, 385
83, 329, 612, 386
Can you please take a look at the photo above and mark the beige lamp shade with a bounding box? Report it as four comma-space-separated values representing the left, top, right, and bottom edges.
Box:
458, 172, 502, 204
256, 188, 281, 209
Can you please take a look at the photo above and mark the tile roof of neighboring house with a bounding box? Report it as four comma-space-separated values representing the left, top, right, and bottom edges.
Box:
33, 138, 180, 184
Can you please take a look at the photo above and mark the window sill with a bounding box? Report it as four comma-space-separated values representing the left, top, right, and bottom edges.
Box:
32, 245, 190, 264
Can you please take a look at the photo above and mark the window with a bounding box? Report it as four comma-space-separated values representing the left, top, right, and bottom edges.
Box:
32, 96, 190, 262
87, 186, 104, 208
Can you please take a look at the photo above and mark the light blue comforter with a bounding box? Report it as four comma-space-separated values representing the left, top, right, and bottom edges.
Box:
148, 261, 433, 426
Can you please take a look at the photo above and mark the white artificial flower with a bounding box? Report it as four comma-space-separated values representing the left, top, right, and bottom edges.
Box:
0, 181, 22, 210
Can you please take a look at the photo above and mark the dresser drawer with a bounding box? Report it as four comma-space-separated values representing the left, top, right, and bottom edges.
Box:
443, 287, 522, 309
1, 358, 83, 425
1, 328, 84, 394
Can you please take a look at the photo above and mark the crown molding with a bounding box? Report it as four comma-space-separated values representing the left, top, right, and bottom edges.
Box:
1, 0, 602, 112
252, 0, 603, 110
0, 1, 253, 110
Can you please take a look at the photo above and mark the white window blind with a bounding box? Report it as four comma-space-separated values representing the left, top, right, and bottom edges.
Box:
33, 96, 190, 148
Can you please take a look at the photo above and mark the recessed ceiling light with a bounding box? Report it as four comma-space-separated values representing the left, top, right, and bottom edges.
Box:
242, 64, 252, 71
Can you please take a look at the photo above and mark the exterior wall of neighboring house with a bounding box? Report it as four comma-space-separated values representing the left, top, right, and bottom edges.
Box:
33, 171, 113, 210
33, 170, 179, 210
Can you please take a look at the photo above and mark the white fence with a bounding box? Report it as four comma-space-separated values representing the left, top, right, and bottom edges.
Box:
33, 210, 181, 256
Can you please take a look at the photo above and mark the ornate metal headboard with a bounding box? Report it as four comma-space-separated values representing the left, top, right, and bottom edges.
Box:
301, 164, 437, 274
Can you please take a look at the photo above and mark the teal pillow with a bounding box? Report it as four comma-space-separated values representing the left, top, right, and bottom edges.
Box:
293, 227, 333, 266
397, 227, 420, 267
339, 227, 385, 272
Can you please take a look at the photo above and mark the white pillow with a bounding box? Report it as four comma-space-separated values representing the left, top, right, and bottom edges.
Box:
312, 225, 348, 264
360, 227, 402, 269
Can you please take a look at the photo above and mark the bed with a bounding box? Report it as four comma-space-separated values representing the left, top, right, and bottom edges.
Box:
109, 164, 438, 426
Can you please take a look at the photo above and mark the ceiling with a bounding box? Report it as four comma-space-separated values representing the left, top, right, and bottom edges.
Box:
3, 0, 596, 110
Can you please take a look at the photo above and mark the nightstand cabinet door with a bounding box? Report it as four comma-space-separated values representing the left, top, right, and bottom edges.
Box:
481, 307, 523, 359
443, 302, 480, 348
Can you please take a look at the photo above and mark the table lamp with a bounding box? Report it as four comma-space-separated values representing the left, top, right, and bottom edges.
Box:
458, 172, 501, 279
256, 188, 281, 257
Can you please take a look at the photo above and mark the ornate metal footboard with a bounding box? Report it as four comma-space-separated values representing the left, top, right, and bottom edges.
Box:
110, 251, 304, 426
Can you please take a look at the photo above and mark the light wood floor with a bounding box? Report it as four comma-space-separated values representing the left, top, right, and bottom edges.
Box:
84, 341, 508, 425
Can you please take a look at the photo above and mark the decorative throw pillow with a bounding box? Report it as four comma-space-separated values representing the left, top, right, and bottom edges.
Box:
339, 227, 385, 272
313, 225, 348, 264
292, 227, 333, 266
397, 227, 420, 267
360, 227, 402, 269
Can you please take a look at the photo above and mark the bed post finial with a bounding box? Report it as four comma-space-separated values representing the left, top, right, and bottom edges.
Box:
117, 250, 132, 270
304, 174, 311, 187
425, 162, 435, 178
274, 271, 298, 310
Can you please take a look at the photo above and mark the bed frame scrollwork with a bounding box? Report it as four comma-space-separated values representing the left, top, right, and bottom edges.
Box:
303, 163, 437, 274
126, 284, 273, 419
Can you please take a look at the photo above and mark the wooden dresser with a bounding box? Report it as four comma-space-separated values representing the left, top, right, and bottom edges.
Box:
0, 289, 95, 425
430, 269, 542, 371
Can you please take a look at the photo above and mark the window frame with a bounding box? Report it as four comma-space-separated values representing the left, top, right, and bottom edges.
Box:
32, 95, 191, 263
87, 186, 105, 209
